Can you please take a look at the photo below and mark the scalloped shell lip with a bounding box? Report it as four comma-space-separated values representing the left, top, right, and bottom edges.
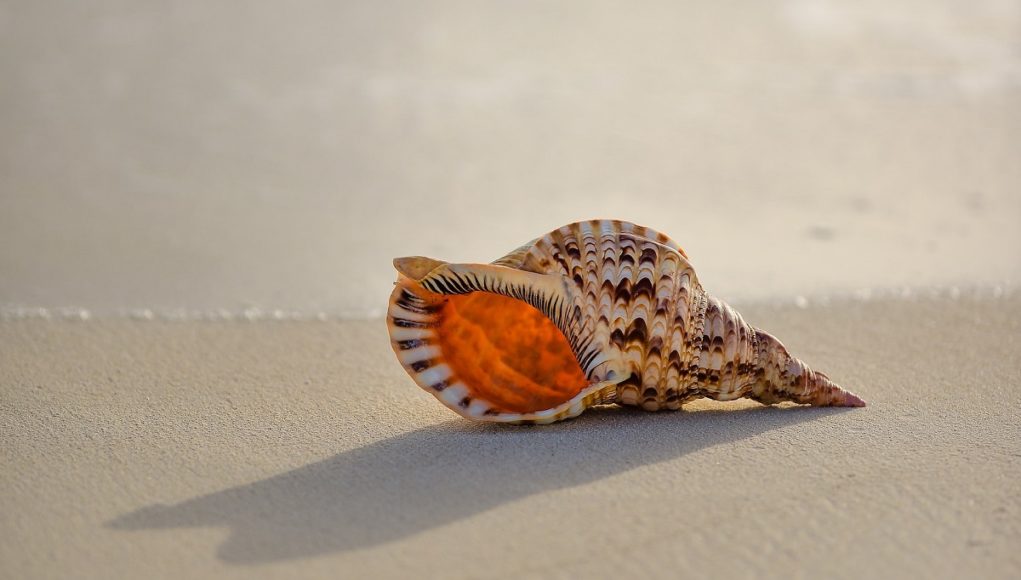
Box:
387, 278, 594, 424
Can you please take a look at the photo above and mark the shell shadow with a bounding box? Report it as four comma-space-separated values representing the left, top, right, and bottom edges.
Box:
108, 404, 844, 564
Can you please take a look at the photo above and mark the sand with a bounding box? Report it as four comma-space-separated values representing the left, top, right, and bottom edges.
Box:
2, 295, 1019, 579
2, 1, 1019, 578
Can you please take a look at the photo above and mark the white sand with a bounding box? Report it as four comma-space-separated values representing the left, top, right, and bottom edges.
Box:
2, 296, 1019, 579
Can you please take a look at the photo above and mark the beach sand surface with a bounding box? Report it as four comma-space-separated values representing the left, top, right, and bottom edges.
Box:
3, 295, 1019, 579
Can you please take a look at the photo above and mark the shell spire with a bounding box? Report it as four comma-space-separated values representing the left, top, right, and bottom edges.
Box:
752, 331, 866, 407
386, 219, 865, 424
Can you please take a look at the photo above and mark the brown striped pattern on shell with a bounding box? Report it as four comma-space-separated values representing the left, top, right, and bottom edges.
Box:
387, 219, 865, 423
509, 221, 761, 410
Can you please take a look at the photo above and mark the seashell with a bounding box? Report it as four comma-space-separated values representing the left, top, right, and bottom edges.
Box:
387, 220, 865, 424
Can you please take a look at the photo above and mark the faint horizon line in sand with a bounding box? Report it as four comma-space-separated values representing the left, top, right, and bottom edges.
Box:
2, 283, 1016, 322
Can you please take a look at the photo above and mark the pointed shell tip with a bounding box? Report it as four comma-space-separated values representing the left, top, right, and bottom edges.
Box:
845, 392, 867, 407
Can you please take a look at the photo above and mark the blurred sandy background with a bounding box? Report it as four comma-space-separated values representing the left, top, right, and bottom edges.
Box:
2, 2, 1020, 580
2, 0, 1018, 316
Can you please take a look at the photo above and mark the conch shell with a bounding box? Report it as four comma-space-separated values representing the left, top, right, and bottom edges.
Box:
387, 220, 865, 424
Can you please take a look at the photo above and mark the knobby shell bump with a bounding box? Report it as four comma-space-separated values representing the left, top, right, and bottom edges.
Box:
387, 220, 865, 424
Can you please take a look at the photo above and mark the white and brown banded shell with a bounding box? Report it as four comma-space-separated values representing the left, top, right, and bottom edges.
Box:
387, 220, 865, 424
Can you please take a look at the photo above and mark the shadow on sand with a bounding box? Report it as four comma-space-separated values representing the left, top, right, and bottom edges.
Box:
109, 405, 844, 564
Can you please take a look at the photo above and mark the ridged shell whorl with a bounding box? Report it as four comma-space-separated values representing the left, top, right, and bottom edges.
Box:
387, 220, 865, 424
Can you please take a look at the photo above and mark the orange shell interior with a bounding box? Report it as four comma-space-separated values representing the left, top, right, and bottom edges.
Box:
426, 289, 588, 414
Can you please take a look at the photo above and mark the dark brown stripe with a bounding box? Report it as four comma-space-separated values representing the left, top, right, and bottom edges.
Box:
621, 375, 642, 388
397, 339, 427, 350
625, 318, 648, 344
633, 277, 654, 300
614, 278, 631, 302
391, 317, 434, 328
397, 300, 436, 315
410, 358, 435, 372
396, 287, 436, 314
610, 328, 625, 348
579, 347, 599, 370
